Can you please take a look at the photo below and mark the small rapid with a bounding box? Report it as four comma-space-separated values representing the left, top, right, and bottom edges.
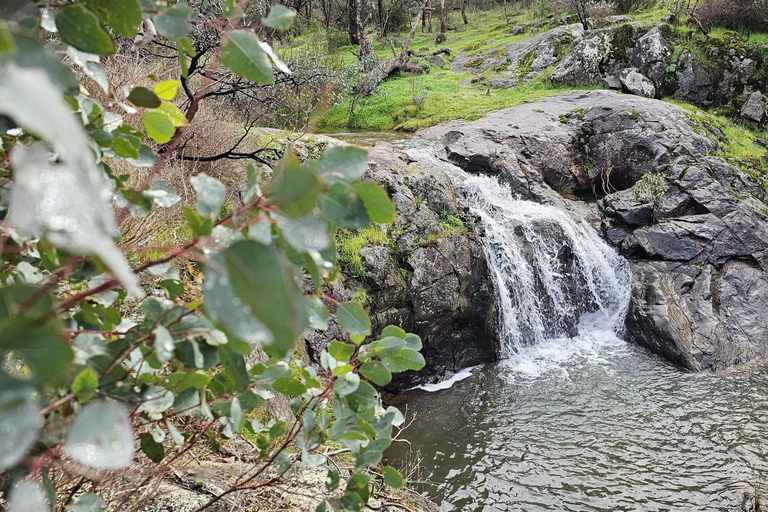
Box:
387, 174, 768, 511
460, 175, 630, 361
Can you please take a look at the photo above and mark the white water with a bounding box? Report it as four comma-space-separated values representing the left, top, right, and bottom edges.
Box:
460, 175, 631, 371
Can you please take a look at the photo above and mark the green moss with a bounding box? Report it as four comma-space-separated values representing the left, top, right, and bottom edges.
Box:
559, 107, 585, 123
336, 226, 389, 280
351, 288, 372, 307
628, 108, 640, 120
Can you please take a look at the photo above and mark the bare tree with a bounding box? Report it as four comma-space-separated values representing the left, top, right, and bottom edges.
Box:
436, 0, 448, 43
460, 0, 468, 24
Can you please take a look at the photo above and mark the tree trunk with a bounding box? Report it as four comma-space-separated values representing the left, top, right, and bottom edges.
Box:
354, 0, 429, 95
349, 0, 360, 44
426, 0, 432, 33
460, 0, 468, 24
437, 0, 447, 42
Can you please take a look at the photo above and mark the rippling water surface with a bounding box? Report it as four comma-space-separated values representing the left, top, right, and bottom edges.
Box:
387, 332, 768, 511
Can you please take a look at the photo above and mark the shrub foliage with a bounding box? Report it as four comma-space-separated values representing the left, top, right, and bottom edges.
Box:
0, 2, 421, 511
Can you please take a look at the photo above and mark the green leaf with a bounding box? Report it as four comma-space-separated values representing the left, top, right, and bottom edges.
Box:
305, 296, 329, 330
65, 492, 106, 512
222, 241, 307, 357
336, 302, 371, 336
56, 4, 116, 55
142, 111, 175, 144
334, 371, 359, 396
0, 286, 73, 386
359, 361, 392, 386
153, 325, 175, 362
325, 470, 340, 491
381, 325, 406, 339
72, 367, 99, 403
155, 101, 188, 127
328, 340, 355, 362
222, 30, 274, 84
269, 152, 321, 218
404, 333, 422, 351
319, 183, 369, 228
128, 86, 162, 108
183, 206, 213, 236
276, 211, 330, 252
363, 336, 405, 358
0, 389, 39, 471
154, 79, 181, 100
318, 146, 369, 184
64, 401, 134, 470
86, 0, 142, 37
190, 173, 226, 217
382, 466, 403, 489
140, 433, 164, 463
383, 349, 426, 372
344, 473, 371, 505
5, 32, 79, 94
354, 182, 396, 223
262, 5, 296, 30
166, 371, 212, 392
153, 2, 195, 40
272, 377, 307, 397
344, 380, 377, 413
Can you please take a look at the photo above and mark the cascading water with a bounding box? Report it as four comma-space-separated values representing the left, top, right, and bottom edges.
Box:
460, 175, 630, 369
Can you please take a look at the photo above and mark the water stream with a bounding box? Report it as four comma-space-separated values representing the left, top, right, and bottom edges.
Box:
386, 173, 768, 511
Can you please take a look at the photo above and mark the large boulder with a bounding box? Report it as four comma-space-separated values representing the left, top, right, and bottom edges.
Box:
741, 91, 766, 124
451, 24, 584, 83
419, 90, 768, 373
631, 26, 673, 92
618, 67, 656, 98
551, 23, 664, 85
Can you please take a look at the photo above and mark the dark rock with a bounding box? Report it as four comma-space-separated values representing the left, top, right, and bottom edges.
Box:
661, 12, 676, 24
741, 91, 766, 123
551, 23, 662, 85
631, 26, 672, 93
602, 75, 622, 90
674, 50, 715, 106
618, 67, 657, 98
426, 54, 445, 67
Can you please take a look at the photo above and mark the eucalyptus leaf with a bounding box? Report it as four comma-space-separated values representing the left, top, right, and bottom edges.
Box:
1, 67, 140, 296
190, 173, 226, 217
64, 401, 134, 470
318, 146, 368, 185
221, 30, 273, 84
56, 4, 116, 55
262, 5, 296, 29
336, 302, 371, 336
0, 389, 39, 471
221, 241, 307, 357
8, 481, 48, 512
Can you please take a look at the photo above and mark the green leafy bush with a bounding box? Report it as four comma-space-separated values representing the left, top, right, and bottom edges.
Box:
0, 2, 421, 510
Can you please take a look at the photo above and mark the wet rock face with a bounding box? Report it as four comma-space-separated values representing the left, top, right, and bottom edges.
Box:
305, 143, 498, 390
419, 90, 768, 373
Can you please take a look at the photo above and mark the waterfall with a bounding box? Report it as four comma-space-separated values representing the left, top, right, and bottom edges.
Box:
459, 175, 631, 361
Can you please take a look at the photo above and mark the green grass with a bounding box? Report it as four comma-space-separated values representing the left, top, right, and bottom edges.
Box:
664, 98, 768, 182
322, 71, 593, 131
337, 226, 389, 279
